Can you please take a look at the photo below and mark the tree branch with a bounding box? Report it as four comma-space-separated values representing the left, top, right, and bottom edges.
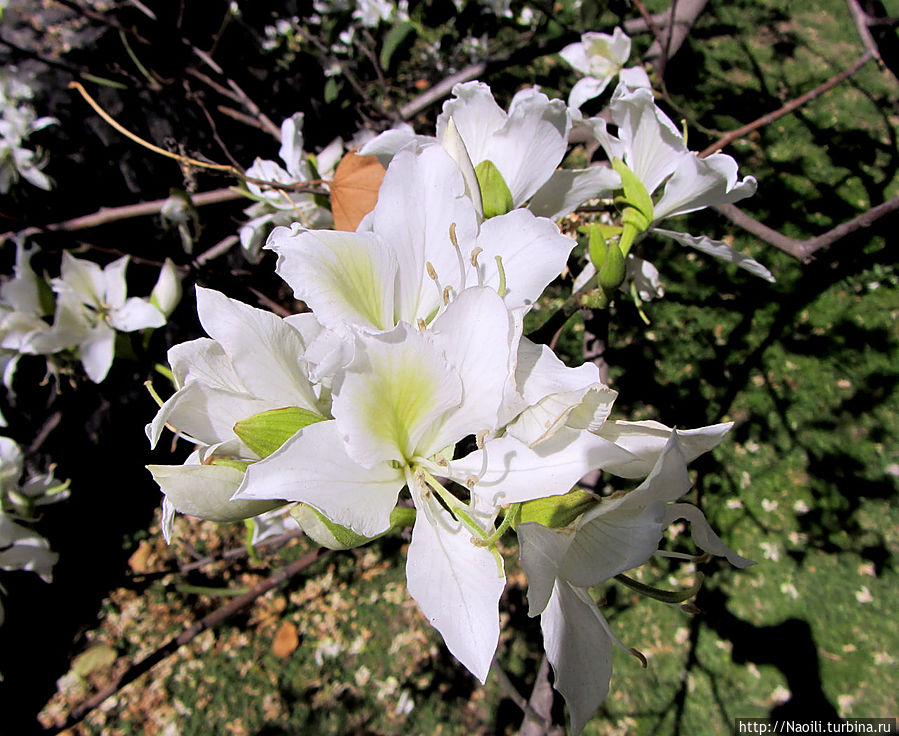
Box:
714, 195, 899, 262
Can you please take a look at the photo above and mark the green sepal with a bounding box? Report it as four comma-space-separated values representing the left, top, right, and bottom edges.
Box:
611, 158, 654, 226
233, 406, 326, 459
209, 457, 250, 473
598, 238, 627, 292
475, 159, 514, 218
290, 504, 416, 550
517, 488, 599, 529
614, 572, 705, 605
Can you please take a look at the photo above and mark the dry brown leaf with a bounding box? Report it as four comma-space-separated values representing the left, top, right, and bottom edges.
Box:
272, 620, 299, 658
128, 540, 153, 573
329, 150, 386, 232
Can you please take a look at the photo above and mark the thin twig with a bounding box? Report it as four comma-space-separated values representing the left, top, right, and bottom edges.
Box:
1, 188, 243, 240
194, 234, 240, 267
699, 50, 875, 158
48, 547, 330, 734
518, 656, 560, 736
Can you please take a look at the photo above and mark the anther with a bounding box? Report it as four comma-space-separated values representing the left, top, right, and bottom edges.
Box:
442, 285, 453, 306
449, 223, 458, 249
417, 318, 427, 331
426, 261, 438, 281
470, 247, 483, 268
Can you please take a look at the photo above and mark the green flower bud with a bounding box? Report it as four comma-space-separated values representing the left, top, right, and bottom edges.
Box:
598, 240, 627, 292
474, 159, 514, 219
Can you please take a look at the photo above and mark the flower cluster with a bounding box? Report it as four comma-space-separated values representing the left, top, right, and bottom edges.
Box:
0, 68, 56, 194
0, 244, 179, 409
0, 436, 68, 625
147, 76, 761, 732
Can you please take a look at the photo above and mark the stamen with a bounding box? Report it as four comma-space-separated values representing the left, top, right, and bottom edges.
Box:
470, 246, 483, 268
426, 261, 439, 281
417, 318, 427, 331
442, 285, 453, 306
495, 255, 507, 298
448, 222, 467, 290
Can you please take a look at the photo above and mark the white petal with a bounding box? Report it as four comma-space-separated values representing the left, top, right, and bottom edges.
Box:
567, 76, 611, 110
423, 287, 513, 452
435, 82, 507, 168
267, 226, 398, 332
559, 41, 591, 75
102, 256, 130, 309
470, 209, 575, 310
111, 297, 166, 331
453, 428, 635, 507
332, 322, 463, 467
652, 229, 775, 282
147, 382, 275, 449
56, 252, 104, 306
370, 146, 478, 324
560, 500, 666, 587
529, 166, 621, 221
357, 123, 424, 168
150, 258, 183, 317
147, 463, 281, 522
439, 116, 483, 219
236, 420, 404, 538
664, 502, 755, 568
195, 287, 321, 410
610, 85, 687, 196
406, 489, 504, 683
79, 322, 115, 383
517, 520, 575, 615
654, 152, 757, 221
541, 581, 613, 735
167, 337, 243, 391
488, 87, 570, 206
595, 420, 733, 478
619, 65, 651, 89
278, 112, 307, 180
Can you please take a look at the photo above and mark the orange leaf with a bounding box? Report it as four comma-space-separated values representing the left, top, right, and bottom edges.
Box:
329, 150, 386, 232
272, 620, 299, 658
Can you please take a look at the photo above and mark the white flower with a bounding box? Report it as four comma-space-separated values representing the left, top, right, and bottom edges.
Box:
41, 253, 166, 383
239, 113, 341, 261
267, 144, 576, 333
518, 433, 753, 733
236, 286, 633, 682
146, 287, 333, 537
359, 81, 620, 221
560, 27, 651, 109
588, 84, 773, 281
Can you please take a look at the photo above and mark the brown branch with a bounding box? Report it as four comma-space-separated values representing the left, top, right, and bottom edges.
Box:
48, 547, 330, 734
20, 188, 243, 236
399, 62, 487, 120
699, 50, 875, 158
714, 195, 899, 262
518, 656, 562, 736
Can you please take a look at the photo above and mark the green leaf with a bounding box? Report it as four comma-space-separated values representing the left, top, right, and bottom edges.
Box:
611, 157, 654, 225
380, 20, 415, 71
518, 489, 599, 529
475, 160, 514, 218
233, 407, 326, 459
324, 76, 341, 104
